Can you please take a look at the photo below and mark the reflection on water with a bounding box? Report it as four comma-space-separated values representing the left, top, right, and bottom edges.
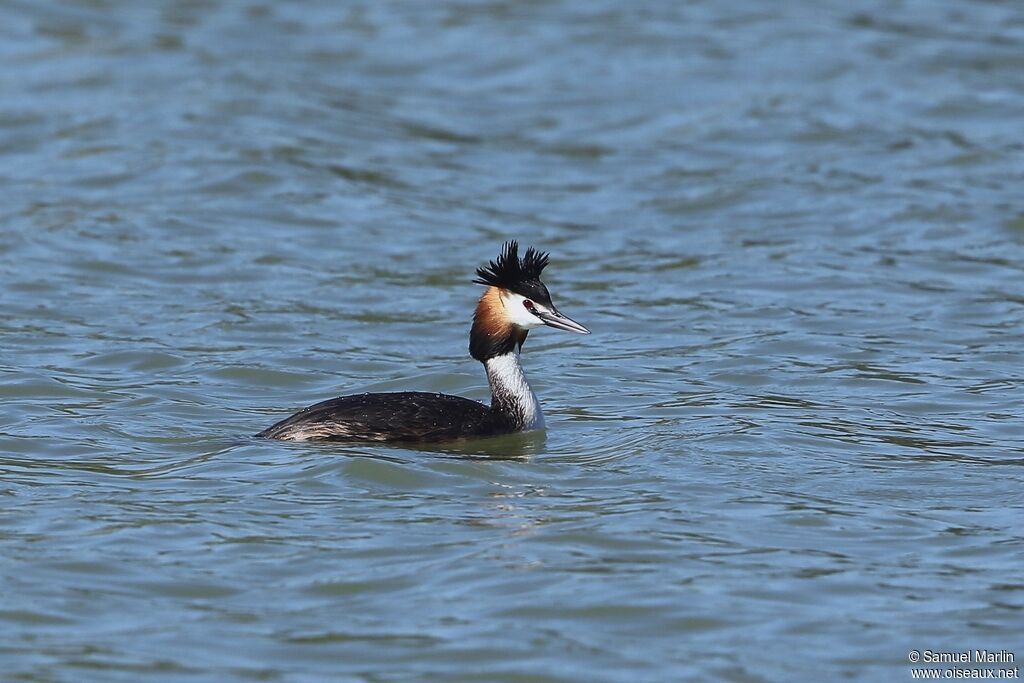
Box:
2, 0, 1023, 681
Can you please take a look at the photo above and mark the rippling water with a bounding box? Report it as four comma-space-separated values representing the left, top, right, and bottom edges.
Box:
2, 1, 1023, 681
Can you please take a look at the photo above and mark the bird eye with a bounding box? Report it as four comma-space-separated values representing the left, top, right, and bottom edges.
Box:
523, 299, 536, 312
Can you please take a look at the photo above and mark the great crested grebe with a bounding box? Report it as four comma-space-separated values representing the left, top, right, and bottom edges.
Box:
257, 241, 589, 442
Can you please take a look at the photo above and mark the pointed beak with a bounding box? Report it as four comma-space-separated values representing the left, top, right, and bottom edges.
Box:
536, 307, 590, 334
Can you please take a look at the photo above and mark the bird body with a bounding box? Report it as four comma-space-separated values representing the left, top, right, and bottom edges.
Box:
257, 241, 588, 443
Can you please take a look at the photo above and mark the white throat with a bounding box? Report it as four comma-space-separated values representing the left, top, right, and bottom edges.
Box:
484, 352, 545, 431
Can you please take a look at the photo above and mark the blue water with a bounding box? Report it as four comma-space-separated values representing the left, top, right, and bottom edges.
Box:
2, 1, 1023, 681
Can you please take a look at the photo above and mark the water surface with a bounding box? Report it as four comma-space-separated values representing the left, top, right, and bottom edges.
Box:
2, 1, 1023, 681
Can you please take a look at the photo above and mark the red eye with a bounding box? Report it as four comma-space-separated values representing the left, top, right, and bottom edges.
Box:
523, 299, 536, 312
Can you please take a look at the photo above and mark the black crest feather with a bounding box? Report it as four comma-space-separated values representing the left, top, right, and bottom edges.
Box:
473, 240, 550, 289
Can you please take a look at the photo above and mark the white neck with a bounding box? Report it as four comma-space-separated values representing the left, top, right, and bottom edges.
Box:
484, 352, 545, 431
